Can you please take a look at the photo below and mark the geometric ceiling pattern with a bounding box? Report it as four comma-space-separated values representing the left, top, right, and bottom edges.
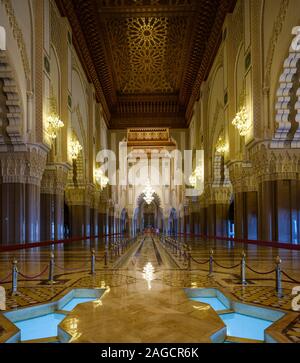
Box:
55, 0, 237, 129
107, 16, 188, 94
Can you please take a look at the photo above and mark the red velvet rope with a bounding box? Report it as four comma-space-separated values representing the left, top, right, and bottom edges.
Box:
0, 271, 12, 283
0, 233, 125, 253
176, 233, 300, 251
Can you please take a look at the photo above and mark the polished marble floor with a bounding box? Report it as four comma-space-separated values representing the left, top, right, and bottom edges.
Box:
0, 235, 300, 343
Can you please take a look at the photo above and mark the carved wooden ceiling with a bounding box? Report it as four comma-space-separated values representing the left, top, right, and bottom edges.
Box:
56, 0, 236, 129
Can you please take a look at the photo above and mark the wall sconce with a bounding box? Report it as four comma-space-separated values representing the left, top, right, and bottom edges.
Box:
232, 106, 250, 137
69, 139, 83, 160
216, 137, 228, 154
95, 168, 109, 190
45, 96, 64, 140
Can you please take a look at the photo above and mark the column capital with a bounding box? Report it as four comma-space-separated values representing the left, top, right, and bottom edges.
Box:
0, 143, 48, 186
204, 184, 232, 205
65, 183, 95, 207
227, 160, 257, 193
41, 163, 70, 195
249, 142, 300, 183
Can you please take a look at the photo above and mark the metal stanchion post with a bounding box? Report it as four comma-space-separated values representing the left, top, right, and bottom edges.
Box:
187, 247, 191, 270
275, 256, 283, 297
104, 248, 108, 268
179, 244, 183, 260
241, 251, 247, 285
11, 259, 18, 296
91, 249, 96, 275
48, 252, 55, 284
208, 250, 214, 277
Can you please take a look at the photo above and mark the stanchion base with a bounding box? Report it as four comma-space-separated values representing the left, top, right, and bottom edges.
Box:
10, 291, 20, 296
46, 280, 58, 285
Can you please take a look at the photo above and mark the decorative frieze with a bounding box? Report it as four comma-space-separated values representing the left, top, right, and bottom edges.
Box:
65, 183, 96, 207
41, 163, 70, 195
227, 160, 257, 193
249, 142, 300, 182
0, 143, 48, 185
204, 183, 232, 205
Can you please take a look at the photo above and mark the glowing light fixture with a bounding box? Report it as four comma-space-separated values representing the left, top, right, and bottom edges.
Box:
46, 95, 64, 140
189, 172, 197, 188
232, 106, 250, 137
143, 262, 155, 290
69, 139, 83, 160
143, 179, 155, 205
95, 168, 109, 190
216, 137, 228, 154
189, 165, 204, 188
195, 166, 203, 180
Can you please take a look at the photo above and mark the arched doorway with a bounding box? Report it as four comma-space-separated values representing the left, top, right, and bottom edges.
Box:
135, 193, 163, 233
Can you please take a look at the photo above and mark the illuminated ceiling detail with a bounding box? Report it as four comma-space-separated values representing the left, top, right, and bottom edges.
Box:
99, 0, 193, 7
127, 127, 176, 147
107, 16, 187, 94
55, 0, 237, 128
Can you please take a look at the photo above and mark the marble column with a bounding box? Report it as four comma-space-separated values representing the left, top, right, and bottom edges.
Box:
98, 212, 106, 236
215, 204, 230, 237
40, 164, 69, 241
0, 145, 47, 245
90, 208, 98, 236
258, 180, 300, 243
206, 204, 229, 237
235, 191, 258, 240
65, 186, 94, 238
68, 205, 90, 237
199, 207, 207, 235
0, 183, 25, 244
207, 204, 216, 236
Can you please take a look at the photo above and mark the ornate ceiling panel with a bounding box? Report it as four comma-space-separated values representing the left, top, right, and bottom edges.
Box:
56, 0, 236, 128
106, 16, 188, 94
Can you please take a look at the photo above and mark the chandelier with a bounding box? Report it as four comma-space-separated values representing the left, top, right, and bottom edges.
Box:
189, 172, 197, 188
46, 96, 64, 140
69, 139, 83, 160
143, 179, 155, 205
216, 136, 228, 154
95, 168, 109, 190
189, 164, 204, 188
195, 166, 203, 180
232, 106, 250, 136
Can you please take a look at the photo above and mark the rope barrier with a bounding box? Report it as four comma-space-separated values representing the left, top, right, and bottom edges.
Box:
54, 261, 89, 272
0, 271, 12, 283
18, 265, 49, 280
190, 257, 210, 265
281, 271, 300, 284
176, 232, 300, 251
0, 233, 127, 253
95, 256, 104, 262
245, 264, 276, 275
213, 260, 241, 270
